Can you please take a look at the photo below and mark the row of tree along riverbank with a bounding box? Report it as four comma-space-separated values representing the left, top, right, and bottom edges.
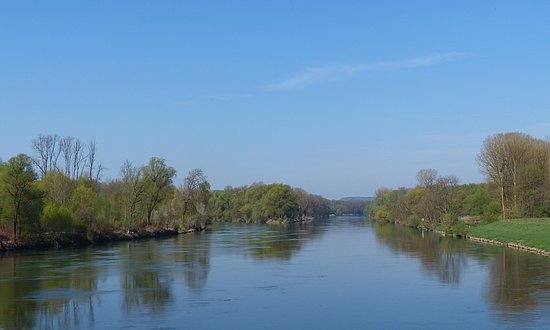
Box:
367, 131, 550, 254
1, 134, 369, 252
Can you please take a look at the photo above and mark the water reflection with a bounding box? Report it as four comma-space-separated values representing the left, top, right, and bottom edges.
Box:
372, 221, 550, 320
0, 250, 99, 329
120, 240, 174, 314
487, 250, 550, 314
174, 233, 210, 293
3, 218, 550, 328
373, 222, 468, 285
244, 222, 327, 261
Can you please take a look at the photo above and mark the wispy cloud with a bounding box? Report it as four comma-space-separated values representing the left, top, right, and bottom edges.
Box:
269, 52, 465, 91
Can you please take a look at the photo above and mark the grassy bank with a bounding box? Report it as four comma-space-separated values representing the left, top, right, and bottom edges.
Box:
466, 218, 550, 252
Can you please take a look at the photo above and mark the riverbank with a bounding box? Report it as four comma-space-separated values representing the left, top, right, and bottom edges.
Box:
265, 216, 315, 225
0, 225, 205, 253
373, 216, 550, 257
465, 218, 550, 256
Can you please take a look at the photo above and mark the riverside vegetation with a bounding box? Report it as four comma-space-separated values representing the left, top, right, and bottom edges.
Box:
367, 132, 550, 252
0, 134, 368, 251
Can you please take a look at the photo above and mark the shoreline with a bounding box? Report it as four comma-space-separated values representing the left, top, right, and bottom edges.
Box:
465, 234, 550, 257
0, 225, 205, 254
265, 216, 315, 225
375, 218, 550, 258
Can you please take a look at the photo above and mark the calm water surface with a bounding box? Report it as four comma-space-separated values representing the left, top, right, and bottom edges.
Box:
2, 216, 550, 329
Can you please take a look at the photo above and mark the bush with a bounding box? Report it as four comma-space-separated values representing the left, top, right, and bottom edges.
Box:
405, 216, 420, 228
440, 211, 458, 233
446, 223, 467, 236
41, 204, 75, 233
374, 209, 389, 221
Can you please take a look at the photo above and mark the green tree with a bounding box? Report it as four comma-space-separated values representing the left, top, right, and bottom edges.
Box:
242, 183, 270, 222
41, 203, 75, 233
142, 158, 176, 225
120, 160, 147, 228
38, 170, 74, 206
70, 180, 99, 228
262, 184, 299, 221
0, 154, 43, 239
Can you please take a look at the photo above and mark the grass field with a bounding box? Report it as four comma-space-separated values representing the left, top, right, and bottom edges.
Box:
466, 218, 550, 252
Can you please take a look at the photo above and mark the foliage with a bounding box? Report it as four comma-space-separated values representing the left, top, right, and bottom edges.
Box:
262, 184, 299, 220
172, 169, 211, 228
41, 203, 75, 233
142, 157, 176, 225
208, 183, 330, 223
369, 171, 498, 230
477, 132, 550, 218
0, 154, 44, 239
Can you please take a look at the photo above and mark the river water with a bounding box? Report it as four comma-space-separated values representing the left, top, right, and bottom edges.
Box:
1, 216, 550, 329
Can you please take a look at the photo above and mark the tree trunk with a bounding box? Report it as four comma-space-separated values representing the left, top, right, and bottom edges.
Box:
500, 184, 506, 219
13, 215, 17, 240
147, 210, 153, 225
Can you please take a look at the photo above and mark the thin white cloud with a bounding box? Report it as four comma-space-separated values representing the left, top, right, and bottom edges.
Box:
269, 52, 465, 90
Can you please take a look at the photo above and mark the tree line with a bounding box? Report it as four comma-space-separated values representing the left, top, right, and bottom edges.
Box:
0, 134, 356, 243
209, 184, 332, 223
368, 132, 550, 232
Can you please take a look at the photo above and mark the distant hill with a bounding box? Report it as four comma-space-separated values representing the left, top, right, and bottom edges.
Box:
340, 197, 374, 201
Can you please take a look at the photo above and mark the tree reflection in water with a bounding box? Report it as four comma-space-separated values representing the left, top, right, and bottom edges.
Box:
486, 249, 550, 317
171, 233, 210, 294
120, 240, 173, 314
243, 221, 327, 261
0, 249, 99, 330
373, 222, 468, 285
373, 221, 550, 321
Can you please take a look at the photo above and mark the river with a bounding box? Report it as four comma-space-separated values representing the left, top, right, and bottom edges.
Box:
1, 216, 550, 329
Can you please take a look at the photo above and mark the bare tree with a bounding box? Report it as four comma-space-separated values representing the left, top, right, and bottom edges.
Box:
58, 136, 89, 180
72, 139, 86, 179
477, 134, 509, 218
477, 132, 545, 218
87, 141, 96, 180
60, 136, 74, 179
173, 169, 210, 222
416, 168, 438, 188
417, 174, 459, 230
502, 132, 532, 210
31, 134, 61, 177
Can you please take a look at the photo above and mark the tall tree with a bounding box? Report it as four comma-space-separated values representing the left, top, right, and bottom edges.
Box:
416, 168, 438, 188
477, 134, 509, 218
0, 154, 42, 239
83, 140, 104, 182
142, 158, 176, 225
59, 136, 74, 179
31, 134, 61, 177
478, 132, 550, 217
177, 169, 210, 220
120, 160, 147, 228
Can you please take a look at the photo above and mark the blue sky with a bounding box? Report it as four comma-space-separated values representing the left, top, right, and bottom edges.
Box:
1, 1, 549, 199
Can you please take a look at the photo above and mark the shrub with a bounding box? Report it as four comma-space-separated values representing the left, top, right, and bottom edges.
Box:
41, 204, 75, 233
440, 211, 458, 233
448, 223, 467, 236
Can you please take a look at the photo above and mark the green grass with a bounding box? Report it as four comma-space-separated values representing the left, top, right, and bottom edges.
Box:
466, 218, 550, 252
